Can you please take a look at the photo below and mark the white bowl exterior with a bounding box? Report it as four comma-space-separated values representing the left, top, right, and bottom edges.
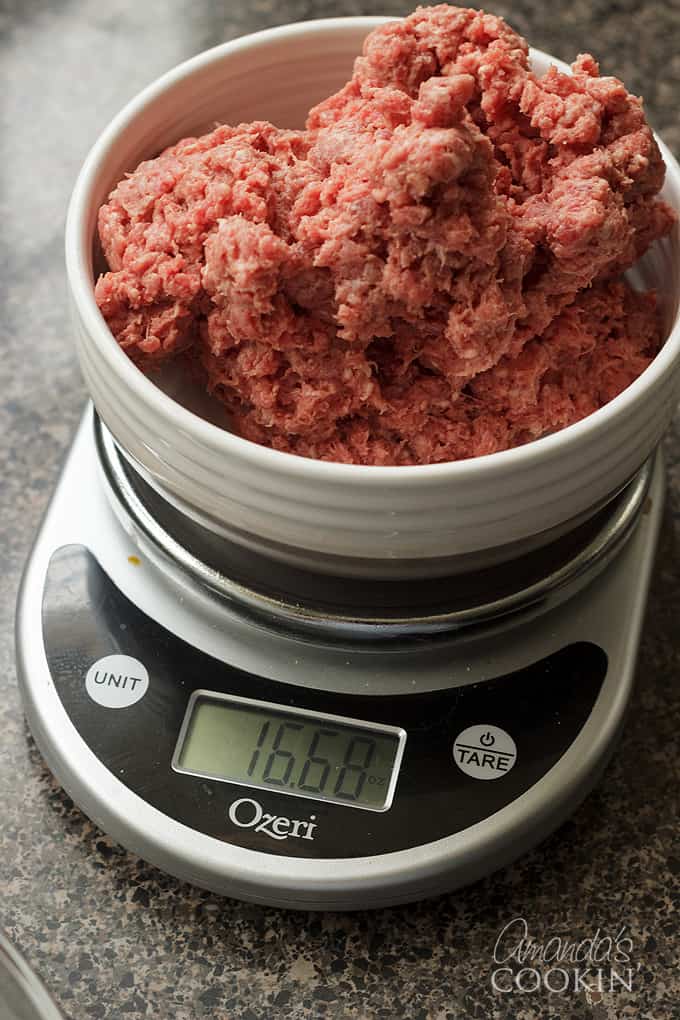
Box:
66, 19, 680, 566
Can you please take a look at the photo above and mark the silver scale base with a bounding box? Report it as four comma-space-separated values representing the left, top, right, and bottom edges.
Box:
16, 406, 665, 909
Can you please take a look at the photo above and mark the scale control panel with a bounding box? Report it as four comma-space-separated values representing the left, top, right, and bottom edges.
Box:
42, 545, 608, 859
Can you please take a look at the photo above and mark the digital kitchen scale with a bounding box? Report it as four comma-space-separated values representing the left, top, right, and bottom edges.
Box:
16, 405, 664, 910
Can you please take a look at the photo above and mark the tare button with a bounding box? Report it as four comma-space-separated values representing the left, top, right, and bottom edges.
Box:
453, 724, 517, 780
85, 654, 149, 708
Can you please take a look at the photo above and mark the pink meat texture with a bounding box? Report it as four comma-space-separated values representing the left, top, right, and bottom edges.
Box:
95, 5, 676, 465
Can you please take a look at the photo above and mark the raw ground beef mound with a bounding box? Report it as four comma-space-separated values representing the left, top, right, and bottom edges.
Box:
95, 5, 676, 465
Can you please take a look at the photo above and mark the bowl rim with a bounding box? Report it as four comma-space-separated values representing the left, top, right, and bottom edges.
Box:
65, 15, 680, 486
0, 931, 63, 1020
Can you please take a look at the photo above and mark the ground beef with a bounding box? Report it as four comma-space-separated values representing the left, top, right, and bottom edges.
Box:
95, 4, 675, 465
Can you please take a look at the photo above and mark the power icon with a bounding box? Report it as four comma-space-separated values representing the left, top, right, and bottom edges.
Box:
453, 725, 517, 780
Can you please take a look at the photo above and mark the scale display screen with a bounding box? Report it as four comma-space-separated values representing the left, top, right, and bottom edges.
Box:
173, 691, 406, 811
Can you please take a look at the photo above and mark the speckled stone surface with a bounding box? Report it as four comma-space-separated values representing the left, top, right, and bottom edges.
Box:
1, 2, 679, 1018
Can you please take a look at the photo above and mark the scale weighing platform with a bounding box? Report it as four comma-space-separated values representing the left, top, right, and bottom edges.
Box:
16, 406, 664, 910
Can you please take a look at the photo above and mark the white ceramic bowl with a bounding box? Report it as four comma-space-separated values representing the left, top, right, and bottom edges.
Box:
65, 17, 680, 577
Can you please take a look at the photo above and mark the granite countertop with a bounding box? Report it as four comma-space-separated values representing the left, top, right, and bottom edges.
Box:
1, 2, 679, 1018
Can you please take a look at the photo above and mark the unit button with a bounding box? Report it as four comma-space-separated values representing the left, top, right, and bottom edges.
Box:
453, 724, 517, 780
85, 654, 149, 708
